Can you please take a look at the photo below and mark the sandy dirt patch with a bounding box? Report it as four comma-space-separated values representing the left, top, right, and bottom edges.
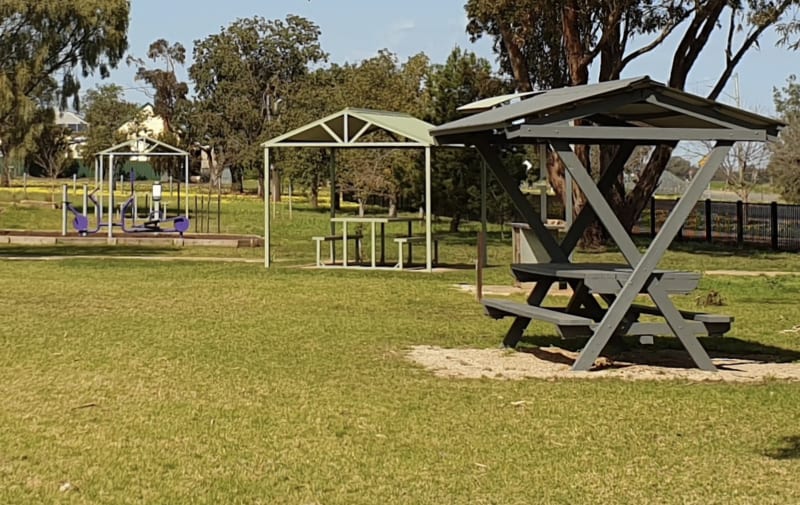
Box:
407, 345, 800, 383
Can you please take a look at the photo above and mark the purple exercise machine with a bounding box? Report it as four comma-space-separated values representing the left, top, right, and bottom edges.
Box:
65, 170, 190, 236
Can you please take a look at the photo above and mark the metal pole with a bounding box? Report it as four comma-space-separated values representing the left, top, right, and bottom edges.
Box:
425, 147, 433, 272
480, 158, 488, 267
217, 186, 221, 234
184, 155, 189, 219
98, 155, 104, 221
194, 195, 198, 233
265, 148, 271, 268
72, 174, 77, 195
107, 154, 114, 240
476, 230, 485, 301
82, 184, 88, 217
61, 184, 68, 236
169, 174, 173, 196
329, 149, 336, 235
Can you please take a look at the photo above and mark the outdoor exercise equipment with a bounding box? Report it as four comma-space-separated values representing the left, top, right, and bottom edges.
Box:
62, 169, 190, 236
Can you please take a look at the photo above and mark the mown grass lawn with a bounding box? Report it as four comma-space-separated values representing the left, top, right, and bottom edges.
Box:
3, 183, 800, 503
1, 257, 800, 504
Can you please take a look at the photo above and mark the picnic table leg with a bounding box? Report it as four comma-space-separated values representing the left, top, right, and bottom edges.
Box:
380, 223, 386, 265
407, 221, 414, 267
648, 278, 715, 371
316, 239, 322, 267
503, 280, 553, 348
397, 241, 404, 270
371, 222, 376, 268
341, 223, 346, 267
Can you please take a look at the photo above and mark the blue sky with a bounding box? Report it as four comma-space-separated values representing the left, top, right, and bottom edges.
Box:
90, 0, 795, 116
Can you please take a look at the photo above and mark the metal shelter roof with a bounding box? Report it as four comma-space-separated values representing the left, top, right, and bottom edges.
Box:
98, 135, 188, 156
456, 91, 539, 114
431, 76, 785, 144
262, 108, 436, 148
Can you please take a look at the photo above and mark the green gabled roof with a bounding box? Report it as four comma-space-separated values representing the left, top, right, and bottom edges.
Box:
263, 108, 435, 148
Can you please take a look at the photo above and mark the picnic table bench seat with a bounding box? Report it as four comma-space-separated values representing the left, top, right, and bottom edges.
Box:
627, 303, 733, 337
482, 298, 595, 338
394, 234, 443, 269
312, 233, 363, 267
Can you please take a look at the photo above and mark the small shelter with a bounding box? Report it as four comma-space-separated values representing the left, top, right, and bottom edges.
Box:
262, 108, 437, 270
96, 136, 190, 239
430, 76, 784, 371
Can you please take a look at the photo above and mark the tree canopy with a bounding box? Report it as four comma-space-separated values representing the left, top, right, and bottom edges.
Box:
0, 0, 129, 185
466, 0, 800, 240
189, 15, 327, 193
769, 75, 800, 202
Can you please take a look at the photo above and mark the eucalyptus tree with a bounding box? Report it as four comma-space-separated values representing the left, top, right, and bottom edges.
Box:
81, 84, 139, 165
426, 47, 511, 231
0, 0, 129, 185
769, 75, 800, 202
129, 39, 190, 177
189, 15, 326, 194
466, 0, 800, 241
335, 51, 431, 216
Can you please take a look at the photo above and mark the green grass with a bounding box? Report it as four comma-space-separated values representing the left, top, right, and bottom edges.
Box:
2, 178, 800, 503
0, 260, 799, 504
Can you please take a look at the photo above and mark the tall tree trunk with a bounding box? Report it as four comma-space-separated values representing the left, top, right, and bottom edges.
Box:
388, 195, 398, 217
231, 166, 244, 193
357, 198, 366, 217
449, 213, 461, 233
270, 168, 281, 202
310, 174, 319, 209
498, 23, 533, 91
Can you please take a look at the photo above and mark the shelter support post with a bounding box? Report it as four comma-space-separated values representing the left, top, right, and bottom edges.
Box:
474, 141, 567, 263
61, 185, 68, 236
480, 159, 488, 267
107, 154, 114, 241
98, 156, 104, 221
184, 155, 190, 218
560, 141, 734, 372
425, 147, 432, 272
265, 148, 271, 268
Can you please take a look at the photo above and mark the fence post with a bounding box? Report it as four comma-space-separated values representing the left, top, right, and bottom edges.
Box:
736, 200, 744, 247
771, 201, 779, 251
705, 199, 712, 243
649, 197, 656, 238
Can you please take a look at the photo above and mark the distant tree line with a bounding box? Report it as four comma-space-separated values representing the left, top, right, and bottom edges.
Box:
3, 1, 800, 236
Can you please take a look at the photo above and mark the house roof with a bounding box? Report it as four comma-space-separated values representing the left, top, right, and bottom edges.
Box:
262, 108, 436, 148
54, 110, 87, 126
98, 136, 187, 156
431, 76, 785, 144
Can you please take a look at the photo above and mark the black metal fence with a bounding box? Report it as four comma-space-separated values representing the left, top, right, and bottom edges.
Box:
528, 193, 800, 252
632, 198, 800, 252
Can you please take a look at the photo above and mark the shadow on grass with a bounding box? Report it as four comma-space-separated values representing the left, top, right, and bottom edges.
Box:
764, 436, 800, 460
514, 334, 800, 370
0, 245, 181, 257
